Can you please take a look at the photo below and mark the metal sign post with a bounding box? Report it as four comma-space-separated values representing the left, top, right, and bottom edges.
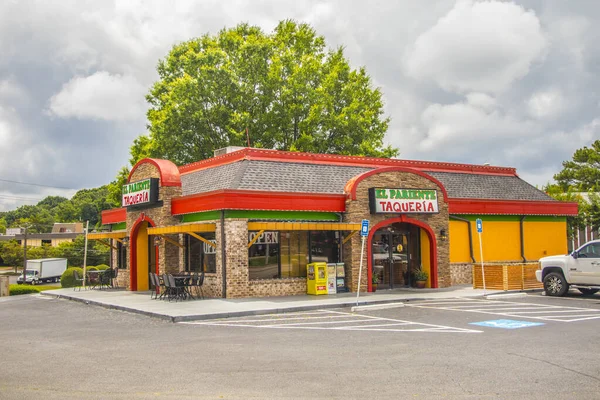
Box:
356, 219, 369, 306
476, 218, 486, 295
83, 220, 89, 289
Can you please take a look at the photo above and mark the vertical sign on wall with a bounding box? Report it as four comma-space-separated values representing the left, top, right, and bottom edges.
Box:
476, 218, 486, 295
356, 219, 369, 306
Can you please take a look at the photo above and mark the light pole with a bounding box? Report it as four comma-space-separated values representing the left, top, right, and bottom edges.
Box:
21, 223, 31, 281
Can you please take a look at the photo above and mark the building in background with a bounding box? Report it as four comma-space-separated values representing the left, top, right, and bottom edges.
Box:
0, 223, 83, 247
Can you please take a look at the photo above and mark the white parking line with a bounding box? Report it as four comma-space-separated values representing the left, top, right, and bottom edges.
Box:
406, 298, 600, 322
181, 309, 482, 333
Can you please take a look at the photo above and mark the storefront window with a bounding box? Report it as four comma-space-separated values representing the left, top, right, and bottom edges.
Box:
248, 231, 280, 279
309, 231, 339, 264
280, 231, 309, 278
185, 234, 216, 273
117, 241, 127, 269
248, 231, 340, 280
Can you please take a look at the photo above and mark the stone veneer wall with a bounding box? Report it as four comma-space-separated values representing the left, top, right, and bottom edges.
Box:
123, 162, 182, 290
450, 263, 473, 285
219, 218, 308, 298
343, 171, 451, 291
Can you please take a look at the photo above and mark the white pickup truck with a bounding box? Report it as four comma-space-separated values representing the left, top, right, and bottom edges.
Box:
536, 239, 600, 296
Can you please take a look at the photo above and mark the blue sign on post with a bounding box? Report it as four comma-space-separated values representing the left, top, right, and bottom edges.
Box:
360, 219, 369, 237
476, 218, 483, 233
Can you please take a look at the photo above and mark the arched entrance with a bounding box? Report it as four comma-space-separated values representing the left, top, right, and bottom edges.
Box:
130, 214, 157, 291
368, 217, 438, 291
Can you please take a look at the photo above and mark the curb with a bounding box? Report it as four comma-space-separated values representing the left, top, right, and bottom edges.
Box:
42, 289, 534, 323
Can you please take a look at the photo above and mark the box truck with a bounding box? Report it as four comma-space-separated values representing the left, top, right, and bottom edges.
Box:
17, 258, 68, 285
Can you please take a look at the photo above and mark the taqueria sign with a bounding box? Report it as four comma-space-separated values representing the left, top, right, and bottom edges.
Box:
369, 188, 439, 214
122, 178, 159, 207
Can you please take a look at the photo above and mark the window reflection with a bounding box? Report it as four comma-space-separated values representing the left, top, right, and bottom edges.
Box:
248, 230, 340, 280
185, 233, 216, 273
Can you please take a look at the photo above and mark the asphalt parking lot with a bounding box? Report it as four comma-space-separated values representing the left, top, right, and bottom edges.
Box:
1, 291, 599, 399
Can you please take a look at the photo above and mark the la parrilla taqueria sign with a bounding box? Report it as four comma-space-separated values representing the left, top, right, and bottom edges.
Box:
122, 178, 159, 207
368, 188, 439, 214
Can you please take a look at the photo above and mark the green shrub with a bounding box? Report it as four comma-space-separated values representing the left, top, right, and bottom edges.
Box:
94, 264, 110, 271
10, 284, 41, 295
61, 267, 84, 288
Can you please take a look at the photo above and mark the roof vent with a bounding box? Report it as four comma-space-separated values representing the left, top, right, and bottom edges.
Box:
213, 146, 246, 157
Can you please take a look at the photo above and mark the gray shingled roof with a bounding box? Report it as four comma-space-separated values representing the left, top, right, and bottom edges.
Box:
181, 159, 554, 201
424, 171, 554, 201
181, 160, 372, 195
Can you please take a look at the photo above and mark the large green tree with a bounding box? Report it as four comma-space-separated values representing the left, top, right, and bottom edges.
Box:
547, 140, 600, 239
554, 139, 600, 191
138, 20, 397, 166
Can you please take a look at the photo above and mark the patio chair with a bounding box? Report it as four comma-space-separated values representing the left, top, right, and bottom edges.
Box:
100, 270, 112, 289
149, 273, 158, 299
112, 268, 119, 289
166, 274, 184, 302
154, 273, 166, 300
72, 270, 84, 291
161, 274, 174, 302
192, 272, 205, 299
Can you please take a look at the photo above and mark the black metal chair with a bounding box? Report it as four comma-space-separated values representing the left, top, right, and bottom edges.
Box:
72, 270, 84, 291
155, 273, 166, 300
100, 269, 112, 289
168, 274, 185, 302
112, 268, 119, 289
192, 272, 205, 299
161, 274, 177, 302
149, 273, 158, 299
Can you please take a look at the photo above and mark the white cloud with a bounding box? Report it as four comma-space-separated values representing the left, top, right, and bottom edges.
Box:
418, 96, 538, 161
527, 88, 565, 119
47, 71, 146, 121
0, 78, 27, 104
404, 0, 547, 93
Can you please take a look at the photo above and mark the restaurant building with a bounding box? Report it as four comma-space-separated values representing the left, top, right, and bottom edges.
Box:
90, 147, 578, 298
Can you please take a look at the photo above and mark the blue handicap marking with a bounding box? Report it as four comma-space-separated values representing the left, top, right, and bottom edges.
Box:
470, 319, 545, 329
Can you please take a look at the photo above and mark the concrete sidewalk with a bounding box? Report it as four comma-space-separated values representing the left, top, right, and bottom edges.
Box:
41, 286, 535, 322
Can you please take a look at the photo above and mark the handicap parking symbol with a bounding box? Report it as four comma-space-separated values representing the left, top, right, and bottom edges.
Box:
470, 319, 545, 329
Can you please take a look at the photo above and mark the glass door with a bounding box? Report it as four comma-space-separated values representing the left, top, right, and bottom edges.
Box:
372, 228, 410, 289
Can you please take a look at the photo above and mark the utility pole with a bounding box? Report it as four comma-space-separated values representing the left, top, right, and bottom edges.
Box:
82, 221, 89, 288
22, 225, 28, 280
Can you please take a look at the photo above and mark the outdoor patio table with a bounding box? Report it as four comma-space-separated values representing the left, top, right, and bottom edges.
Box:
172, 275, 194, 300
86, 270, 109, 290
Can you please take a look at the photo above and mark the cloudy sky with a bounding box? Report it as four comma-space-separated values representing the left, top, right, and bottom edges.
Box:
0, 0, 598, 211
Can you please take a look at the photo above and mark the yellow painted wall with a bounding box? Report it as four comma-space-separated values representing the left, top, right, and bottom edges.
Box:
420, 229, 431, 288
524, 220, 568, 260
477, 221, 522, 262
450, 217, 569, 263
136, 222, 149, 291
449, 220, 471, 263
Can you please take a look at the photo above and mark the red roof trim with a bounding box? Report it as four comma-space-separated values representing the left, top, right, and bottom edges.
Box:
101, 208, 127, 224
171, 190, 346, 215
178, 148, 516, 176
448, 199, 579, 216
344, 167, 449, 202
129, 158, 181, 187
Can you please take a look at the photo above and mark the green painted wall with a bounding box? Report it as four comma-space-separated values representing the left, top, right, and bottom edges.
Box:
181, 210, 340, 223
